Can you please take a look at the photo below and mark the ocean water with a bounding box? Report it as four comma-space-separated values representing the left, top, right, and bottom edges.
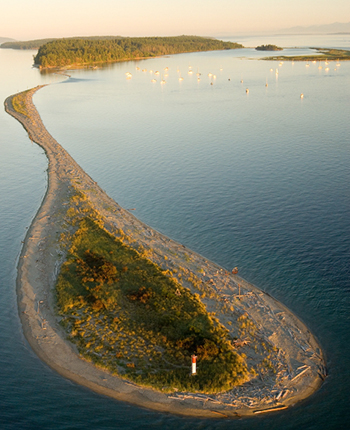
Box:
0, 36, 349, 429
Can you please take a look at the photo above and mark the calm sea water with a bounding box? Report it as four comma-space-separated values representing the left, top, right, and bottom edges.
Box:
0, 36, 349, 429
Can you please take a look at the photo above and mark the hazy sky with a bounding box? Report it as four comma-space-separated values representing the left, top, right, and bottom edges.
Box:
2, 0, 350, 40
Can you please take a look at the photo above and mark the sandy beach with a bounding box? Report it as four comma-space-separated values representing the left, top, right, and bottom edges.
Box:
4, 86, 326, 418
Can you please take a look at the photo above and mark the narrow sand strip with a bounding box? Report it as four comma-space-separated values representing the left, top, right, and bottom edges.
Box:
4, 86, 326, 418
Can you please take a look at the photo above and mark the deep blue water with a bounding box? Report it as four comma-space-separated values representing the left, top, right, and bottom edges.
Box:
0, 37, 349, 429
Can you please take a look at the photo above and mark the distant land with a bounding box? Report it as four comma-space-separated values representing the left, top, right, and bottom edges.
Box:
0, 37, 15, 45
265, 48, 350, 62
0, 36, 123, 50
216, 21, 350, 38
277, 21, 350, 34
32, 36, 242, 69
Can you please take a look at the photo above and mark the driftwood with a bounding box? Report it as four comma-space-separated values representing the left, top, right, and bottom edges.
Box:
254, 405, 288, 414
232, 338, 250, 348
291, 366, 310, 382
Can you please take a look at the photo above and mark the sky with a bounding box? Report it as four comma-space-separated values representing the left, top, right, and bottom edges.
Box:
2, 0, 350, 40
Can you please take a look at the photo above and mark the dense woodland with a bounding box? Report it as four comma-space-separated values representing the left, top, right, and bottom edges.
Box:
33, 36, 243, 68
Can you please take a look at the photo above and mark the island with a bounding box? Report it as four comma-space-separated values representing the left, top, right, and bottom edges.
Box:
4, 86, 326, 418
256, 44, 283, 51
31, 36, 243, 69
265, 48, 350, 61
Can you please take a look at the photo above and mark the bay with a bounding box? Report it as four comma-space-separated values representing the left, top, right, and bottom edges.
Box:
0, 35, 349, 429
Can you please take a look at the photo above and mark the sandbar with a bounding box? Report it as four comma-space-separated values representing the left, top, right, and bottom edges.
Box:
4, 86, 326, 418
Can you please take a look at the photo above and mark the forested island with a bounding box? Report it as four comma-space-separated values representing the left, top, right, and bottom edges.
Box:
33, 36, 243, 68
256, 44, 283, 51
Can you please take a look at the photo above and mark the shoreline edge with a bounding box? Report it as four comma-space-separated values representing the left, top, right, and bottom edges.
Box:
5, 85, 326, 418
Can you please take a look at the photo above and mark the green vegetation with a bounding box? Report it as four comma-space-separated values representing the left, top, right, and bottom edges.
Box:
1, 38, 58, 50
56, 217, 249, 393
12, 90, 30, 117
34, 36, 243, 68
0, 36, 123, 50
266, 48, 350, 61
256, 44, 283, 51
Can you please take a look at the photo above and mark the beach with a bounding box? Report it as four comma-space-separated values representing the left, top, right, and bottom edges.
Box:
5, 86, 326, 418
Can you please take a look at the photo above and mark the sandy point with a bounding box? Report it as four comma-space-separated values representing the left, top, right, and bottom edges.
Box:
5, 86, 326, 418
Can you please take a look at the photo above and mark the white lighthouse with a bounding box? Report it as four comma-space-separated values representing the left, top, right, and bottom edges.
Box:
191, 354, 197, 375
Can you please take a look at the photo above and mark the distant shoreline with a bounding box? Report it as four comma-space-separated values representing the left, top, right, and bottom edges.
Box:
5, 85, 326, 418
263, 47, 350, 61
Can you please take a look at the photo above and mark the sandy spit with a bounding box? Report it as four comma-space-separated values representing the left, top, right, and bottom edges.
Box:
4, 86, 326, 418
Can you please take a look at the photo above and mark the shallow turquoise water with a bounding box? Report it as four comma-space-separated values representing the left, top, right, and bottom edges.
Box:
0, 37, 349, 429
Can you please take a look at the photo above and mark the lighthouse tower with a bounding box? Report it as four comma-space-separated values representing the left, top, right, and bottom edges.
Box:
191, 355, 197, 375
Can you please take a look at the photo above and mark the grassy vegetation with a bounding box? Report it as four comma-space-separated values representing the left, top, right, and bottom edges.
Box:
265, 48, 350, 61
56, 216, 249, 393
33, 36, 243, 68
12, 91, 30, 117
